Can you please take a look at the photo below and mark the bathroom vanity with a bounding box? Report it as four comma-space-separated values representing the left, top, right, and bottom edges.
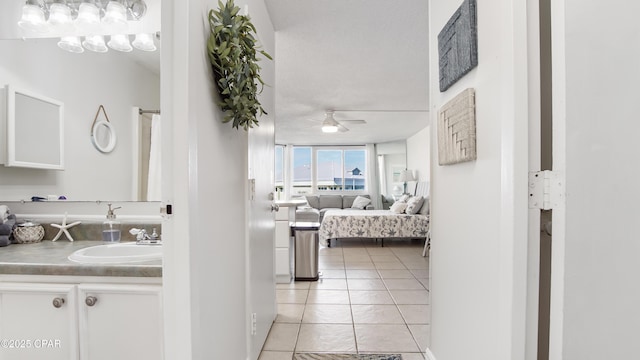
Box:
0, 241, 162, 360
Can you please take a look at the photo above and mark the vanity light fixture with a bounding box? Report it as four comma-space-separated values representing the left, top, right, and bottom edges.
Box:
108, 34, 133, 52
132, 32, 156, 51
18, 0, 157, 54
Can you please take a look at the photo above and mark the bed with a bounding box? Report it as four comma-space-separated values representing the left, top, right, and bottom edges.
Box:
318, 181, 430, 248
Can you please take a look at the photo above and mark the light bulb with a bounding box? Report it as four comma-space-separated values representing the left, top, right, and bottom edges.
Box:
17, 4, 48, 33
108, 34, 132, 52
76, 2, 102, 33
48, 3, 74, 32
322, 125, 338, 133
83, 35, 108, 53
132, 33, 156, 51
103, 1, 128, 32
58, 36, 85, 53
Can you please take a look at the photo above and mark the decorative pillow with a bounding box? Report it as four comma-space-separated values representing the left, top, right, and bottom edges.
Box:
405, 196, 425, 215
398, 194, 411, 203
351, 196, 372, 209
390, 201, 408, 214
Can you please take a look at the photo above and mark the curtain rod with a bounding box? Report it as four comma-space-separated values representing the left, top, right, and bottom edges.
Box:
139, 109, 161, 115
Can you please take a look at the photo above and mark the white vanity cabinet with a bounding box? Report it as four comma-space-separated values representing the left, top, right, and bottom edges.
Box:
0, 278, 162, 360
275, 205, 294, 283
77, 283, 163, 360
0, 283, 77, 360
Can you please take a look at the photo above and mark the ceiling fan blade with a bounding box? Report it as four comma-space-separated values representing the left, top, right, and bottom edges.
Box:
339, 119, 366, 125
337, 123, 350, 132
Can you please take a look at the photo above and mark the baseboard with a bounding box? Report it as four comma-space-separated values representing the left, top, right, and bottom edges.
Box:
424, 347, 437, 360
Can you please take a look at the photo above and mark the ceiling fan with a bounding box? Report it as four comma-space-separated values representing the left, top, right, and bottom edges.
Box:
314, 110, 366, 133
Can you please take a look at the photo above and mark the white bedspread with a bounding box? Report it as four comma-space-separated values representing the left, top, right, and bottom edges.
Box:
319, 209, 430, 244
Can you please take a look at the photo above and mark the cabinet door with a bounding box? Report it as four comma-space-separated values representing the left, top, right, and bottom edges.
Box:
0, 283, 78, 360
77, 284, 163, 360
275, 221, 291, 248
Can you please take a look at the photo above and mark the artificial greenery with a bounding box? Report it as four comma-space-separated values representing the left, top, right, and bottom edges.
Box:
207, 0, 272, 130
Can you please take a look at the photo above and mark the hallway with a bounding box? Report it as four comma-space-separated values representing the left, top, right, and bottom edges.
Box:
259, 239, 429, 359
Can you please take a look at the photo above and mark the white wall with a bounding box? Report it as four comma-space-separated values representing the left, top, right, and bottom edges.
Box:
428, 1, 529, 360
161, 0, 275, 359
551, 1, 640, 358
0, 39, 160, 201
407, 126, 430, 182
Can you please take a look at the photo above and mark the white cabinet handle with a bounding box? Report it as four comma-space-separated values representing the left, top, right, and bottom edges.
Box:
52, 297, 65, 308
85, 296, 98, 307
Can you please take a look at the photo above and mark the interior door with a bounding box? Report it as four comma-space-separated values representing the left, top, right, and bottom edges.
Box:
246, 114, 276, 358
547, 2, 640, 359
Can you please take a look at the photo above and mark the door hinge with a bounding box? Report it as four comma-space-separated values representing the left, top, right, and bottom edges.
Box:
529, 170, 563, 210
250, 313, 257, 335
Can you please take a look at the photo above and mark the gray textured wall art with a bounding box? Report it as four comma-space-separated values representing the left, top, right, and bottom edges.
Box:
438, 0, 478, 92
438, 88, 476, 165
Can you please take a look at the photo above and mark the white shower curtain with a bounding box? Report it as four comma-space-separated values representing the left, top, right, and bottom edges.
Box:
146, 114, 162, 201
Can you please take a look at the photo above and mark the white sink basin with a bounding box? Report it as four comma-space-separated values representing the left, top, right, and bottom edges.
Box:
68, 243, 162, 264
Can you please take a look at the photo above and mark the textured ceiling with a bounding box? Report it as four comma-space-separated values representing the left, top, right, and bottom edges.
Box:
265, 0, 430, 145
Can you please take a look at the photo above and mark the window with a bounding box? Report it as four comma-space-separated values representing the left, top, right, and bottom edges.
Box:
292, 147, 312, 195
289, 146, 366, 195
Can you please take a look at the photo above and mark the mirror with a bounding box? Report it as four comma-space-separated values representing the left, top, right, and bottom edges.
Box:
4, 85, 64, 170
91, 120, 117, 153
91, 106, 117, 153
0, 38, 160, 202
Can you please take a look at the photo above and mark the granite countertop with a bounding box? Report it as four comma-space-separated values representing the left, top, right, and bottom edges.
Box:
0, 240, 162, 278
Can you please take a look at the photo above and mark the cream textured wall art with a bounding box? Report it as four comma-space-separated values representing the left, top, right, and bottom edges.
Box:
437, 88, 477, 165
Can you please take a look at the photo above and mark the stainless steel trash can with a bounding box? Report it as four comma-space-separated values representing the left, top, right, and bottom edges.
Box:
290, 222, 320, 281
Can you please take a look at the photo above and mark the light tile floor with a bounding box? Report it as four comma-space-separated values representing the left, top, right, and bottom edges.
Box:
259, 239, 430, 360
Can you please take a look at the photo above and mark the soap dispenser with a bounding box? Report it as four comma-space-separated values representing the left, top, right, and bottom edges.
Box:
102, 203, 122, 243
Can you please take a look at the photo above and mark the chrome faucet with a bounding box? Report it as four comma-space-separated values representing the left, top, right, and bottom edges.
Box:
130, 228, 161, 245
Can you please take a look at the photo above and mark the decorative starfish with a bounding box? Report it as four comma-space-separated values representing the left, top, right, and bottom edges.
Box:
51, 213, 82, 242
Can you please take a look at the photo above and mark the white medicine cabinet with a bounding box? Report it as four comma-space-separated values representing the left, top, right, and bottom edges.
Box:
1, 85, 64, 170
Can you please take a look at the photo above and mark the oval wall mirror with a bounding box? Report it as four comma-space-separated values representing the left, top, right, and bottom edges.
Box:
90, 105, 117, 153
91, 120, 117, 153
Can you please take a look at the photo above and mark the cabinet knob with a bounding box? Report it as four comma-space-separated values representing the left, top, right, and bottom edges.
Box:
85, 296, 98, 307
52, 297, 65, 308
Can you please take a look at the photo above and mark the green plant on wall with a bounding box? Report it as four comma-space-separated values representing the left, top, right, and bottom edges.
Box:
207, 0, 272, 130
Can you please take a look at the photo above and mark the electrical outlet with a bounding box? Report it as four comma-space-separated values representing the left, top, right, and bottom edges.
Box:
251, 313, 257, 335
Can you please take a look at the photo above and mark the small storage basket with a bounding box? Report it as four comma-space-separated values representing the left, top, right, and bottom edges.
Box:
13, 222, 45, 243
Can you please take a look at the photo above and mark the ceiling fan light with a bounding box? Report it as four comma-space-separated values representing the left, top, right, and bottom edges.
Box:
322, 124, 338, 133
17, 4, 48, 33
321, 110, 340, 133
132, 33, 156, 51
58, 36, 85, 53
